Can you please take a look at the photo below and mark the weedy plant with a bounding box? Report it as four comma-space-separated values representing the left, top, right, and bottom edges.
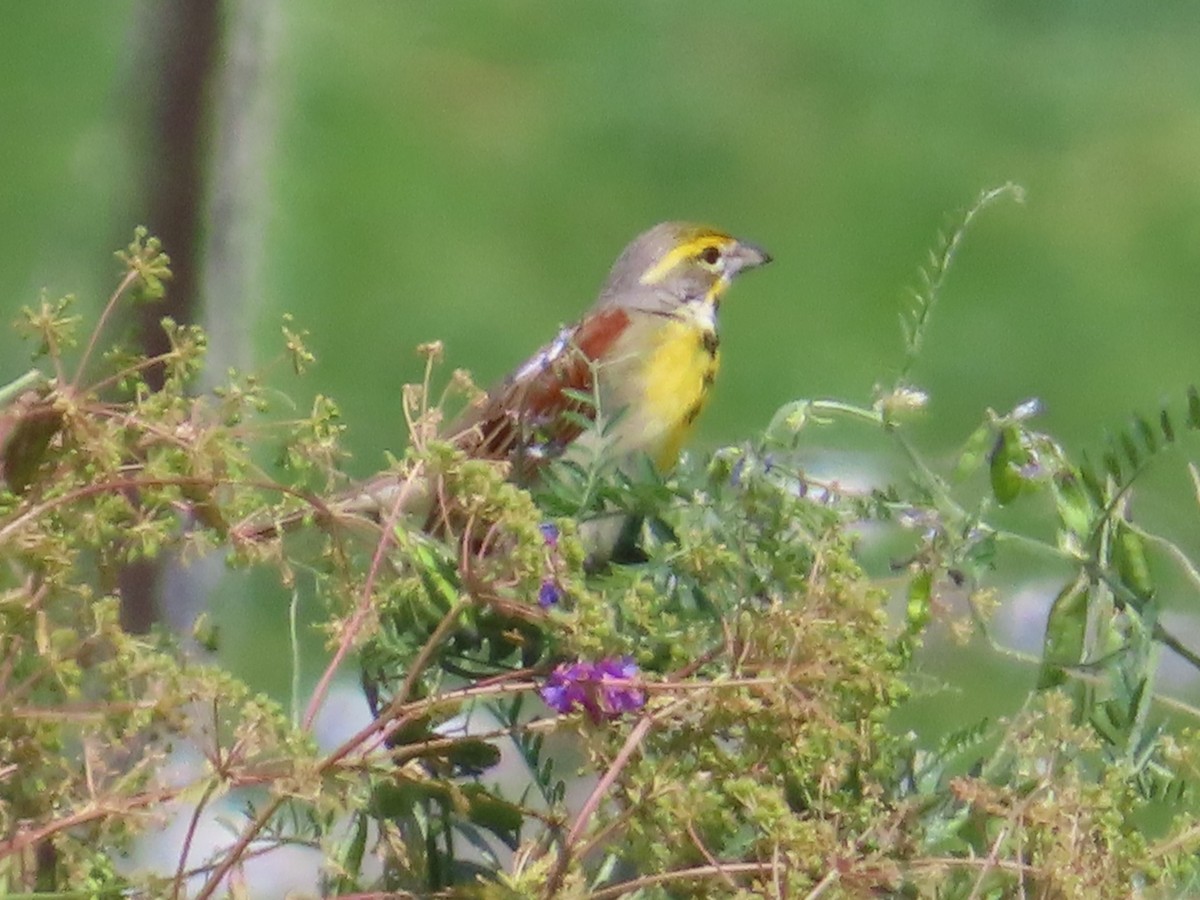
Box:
3, 199, 1200, 898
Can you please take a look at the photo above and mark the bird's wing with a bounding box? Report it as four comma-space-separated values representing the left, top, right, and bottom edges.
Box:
233, 307, 632, 541
446, 306, 631, 481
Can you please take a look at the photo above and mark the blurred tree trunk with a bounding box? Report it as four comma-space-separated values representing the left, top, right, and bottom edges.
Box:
119, 0, 221, 633
121, 0, 279, 636
162, 0, 281, 637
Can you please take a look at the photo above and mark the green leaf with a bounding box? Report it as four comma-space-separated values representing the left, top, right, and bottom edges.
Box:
1078, 453, 1107, 508
954, 422, 993, 480
461, 784, 524, 850
906, 569, 933, 632
1134, 413, 1158, 454
370, 777, 452, 820
1120, 428, 1142, 470
329, 812, 370, 892
445, 738, 503, 776
1160, 407, 1176, 444
1051, 470, 1095, 547
1102, 440, 1124, 483
988, 425, 1027, 505
1037, 574, 1090, 691
388, 715, 435, 747
1114, 520, 1154, 607
409, 537, 462, 614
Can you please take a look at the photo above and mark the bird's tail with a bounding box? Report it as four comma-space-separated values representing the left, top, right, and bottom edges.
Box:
232, 466, 434, 543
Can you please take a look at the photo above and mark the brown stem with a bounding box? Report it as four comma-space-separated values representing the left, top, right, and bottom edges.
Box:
589, 862, 775, 900
301, 468, 424, 730
541, 710, 659, 897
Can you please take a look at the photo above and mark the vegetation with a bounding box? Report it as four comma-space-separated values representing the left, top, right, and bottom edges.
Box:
4, 200, 1200, 898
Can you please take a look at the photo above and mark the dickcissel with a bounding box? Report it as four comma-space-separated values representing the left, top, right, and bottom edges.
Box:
242, 221, 770, 541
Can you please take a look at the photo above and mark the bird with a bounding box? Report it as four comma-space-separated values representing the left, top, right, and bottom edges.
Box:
237, 221, 771, 546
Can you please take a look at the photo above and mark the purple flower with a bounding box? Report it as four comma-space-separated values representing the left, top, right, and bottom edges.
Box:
540, 657, 645, 722
539, 522, 560, 547
541, 662, 596, 719
538, 579, 562, 608
594, 657, 645, 715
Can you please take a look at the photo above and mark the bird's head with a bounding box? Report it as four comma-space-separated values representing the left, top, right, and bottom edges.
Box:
597, 221, 771, 313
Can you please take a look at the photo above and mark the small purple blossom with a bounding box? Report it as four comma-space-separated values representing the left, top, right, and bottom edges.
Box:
538, 579, 562, 608
540, 656, 645, 722
1017, 458, 1045, 480
539, 522, 560, 547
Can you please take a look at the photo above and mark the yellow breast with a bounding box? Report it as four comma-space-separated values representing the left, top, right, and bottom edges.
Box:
640, 316, 720, 470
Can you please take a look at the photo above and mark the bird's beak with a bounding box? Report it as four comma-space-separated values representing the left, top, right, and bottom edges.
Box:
730, 240, 772, 276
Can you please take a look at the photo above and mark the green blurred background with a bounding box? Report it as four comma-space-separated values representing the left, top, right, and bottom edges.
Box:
3, 2, 1199, 715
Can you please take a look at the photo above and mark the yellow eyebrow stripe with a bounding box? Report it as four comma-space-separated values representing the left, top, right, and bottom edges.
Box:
638, 234, 730, 285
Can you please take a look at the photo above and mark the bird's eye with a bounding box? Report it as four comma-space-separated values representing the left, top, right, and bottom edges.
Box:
698, 245, 721, 266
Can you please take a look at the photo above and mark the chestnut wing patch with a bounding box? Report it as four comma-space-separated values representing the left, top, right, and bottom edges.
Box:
447, 307, 630, 479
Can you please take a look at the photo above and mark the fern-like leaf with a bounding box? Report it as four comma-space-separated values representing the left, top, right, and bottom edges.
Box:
897, 183, 1025, 382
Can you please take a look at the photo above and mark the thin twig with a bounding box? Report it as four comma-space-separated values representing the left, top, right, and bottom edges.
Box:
192, 795, 287, 900
802, 869, 840, 900
172, 778, 220, 900
0, 473, 305, 545
301, 466, 424, 730
0, 785, 181, 859
73, 269, 139, 390
566, 712, 656, 847
588, 862, 775, 900
541, 709, 663, 897
686, 820, 739, 891
966, 823, 1010, 900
